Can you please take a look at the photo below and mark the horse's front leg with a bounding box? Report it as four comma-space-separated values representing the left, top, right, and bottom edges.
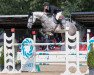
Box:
39, 29, 46, 36
27, 28, 32, 38
27, 16, 33, 29
27, 22, 33, 29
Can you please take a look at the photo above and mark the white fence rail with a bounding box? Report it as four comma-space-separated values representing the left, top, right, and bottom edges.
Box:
0, 28, 91, 75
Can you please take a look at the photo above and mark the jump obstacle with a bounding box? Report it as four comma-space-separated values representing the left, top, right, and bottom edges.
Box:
0, 27, 91, 75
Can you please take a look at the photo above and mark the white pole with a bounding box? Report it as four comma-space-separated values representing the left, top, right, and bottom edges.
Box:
32, 34, 37, 72
12, 32, 16, 72
45, 35, 49, 51
4, 33, 7, 72
76, 31, 80, 74
87, 29, 90, 53
3, 33, 16, 73
65, 27, 69, 74
14, 43, 65, 46
85, 29, 90, 74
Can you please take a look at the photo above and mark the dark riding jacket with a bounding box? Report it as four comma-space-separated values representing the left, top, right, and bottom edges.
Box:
46, 5, 63, 15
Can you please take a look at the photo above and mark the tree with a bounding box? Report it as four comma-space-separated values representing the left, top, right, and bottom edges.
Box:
61, 0, 94, 16
0, 0, 93, 16
0, 0, 30, 14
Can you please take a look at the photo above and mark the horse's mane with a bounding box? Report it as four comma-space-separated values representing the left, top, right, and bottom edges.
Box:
32, 11, 44, 16
28, 11, 44, 19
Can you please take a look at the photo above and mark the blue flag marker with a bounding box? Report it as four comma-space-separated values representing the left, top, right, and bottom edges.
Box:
21, 38, 35, 59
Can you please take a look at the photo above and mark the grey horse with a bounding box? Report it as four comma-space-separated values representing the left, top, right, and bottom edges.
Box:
27, 12, 77, 36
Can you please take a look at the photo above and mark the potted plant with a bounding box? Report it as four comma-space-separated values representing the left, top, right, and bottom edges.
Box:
0, 46, 4, 71
87, 43, 94, 75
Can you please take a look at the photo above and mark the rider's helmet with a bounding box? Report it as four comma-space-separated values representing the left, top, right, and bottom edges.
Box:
43, 2, 49, 6
43, 2, 50, 13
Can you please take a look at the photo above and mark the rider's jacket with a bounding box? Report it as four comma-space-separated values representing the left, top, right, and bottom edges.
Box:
45, 5, 63, 15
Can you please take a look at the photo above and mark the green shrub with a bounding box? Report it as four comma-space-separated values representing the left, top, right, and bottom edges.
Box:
87, 43, 94, 69
0, 47, 4, 65
87, 50, 94, 69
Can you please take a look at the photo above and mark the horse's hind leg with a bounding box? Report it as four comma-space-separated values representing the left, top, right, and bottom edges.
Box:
39, 29, 52, 36
55, 25, 65, 33
45, 32, 53, 36
41, 29, 53, 36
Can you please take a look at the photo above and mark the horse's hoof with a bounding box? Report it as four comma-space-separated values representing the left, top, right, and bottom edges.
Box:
46, 32, 53, 36
49, 33, 53, 36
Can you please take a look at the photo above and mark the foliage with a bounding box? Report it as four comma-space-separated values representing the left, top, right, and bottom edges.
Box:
0, 0, 93, 16
0, 46, 4, 65
61, 0, 94, 16
87, 43, 94, 69
0, 0, 30, 14
29, 0, 62, 11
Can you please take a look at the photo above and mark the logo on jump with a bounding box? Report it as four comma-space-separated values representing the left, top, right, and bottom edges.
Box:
21, 38, 35, 59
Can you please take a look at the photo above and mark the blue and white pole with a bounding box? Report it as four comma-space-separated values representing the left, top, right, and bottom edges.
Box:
88, 37, 94, 52
21, 38, 35, 72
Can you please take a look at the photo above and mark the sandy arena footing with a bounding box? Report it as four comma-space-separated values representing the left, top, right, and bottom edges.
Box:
0, 64, 89, 75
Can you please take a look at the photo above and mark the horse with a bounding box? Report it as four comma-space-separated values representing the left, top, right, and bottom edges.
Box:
27, 11, 77, 36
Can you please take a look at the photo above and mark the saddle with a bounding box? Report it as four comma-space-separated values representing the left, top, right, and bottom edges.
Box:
46, 13, 59, 24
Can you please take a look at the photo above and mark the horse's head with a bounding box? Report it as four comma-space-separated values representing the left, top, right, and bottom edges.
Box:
27, 12, 44, 29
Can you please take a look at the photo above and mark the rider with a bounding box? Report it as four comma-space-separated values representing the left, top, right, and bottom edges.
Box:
43, 2, 65, 27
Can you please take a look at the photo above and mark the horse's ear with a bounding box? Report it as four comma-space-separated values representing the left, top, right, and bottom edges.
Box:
28, 12, 33, 19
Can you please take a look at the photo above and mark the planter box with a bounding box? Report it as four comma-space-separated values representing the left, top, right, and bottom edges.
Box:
0, 64, 4, 71
89, 68, 94, 75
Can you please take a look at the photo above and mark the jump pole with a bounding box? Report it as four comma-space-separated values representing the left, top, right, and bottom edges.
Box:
32, 30, 37, 72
